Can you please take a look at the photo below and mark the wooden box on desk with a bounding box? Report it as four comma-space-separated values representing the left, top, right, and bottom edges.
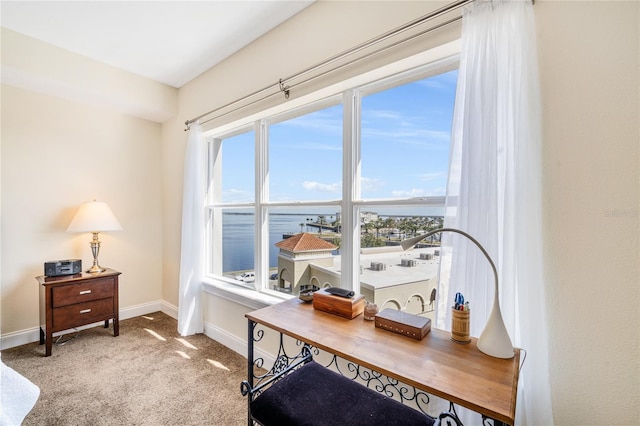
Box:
374, 308, 431, 340
312, 289, 365, 319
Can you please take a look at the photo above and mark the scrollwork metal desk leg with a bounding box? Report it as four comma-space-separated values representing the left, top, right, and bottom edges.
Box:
246, 319, 255, 426
481, 415, 508, 426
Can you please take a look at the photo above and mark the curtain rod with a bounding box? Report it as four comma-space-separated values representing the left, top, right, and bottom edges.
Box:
185, 0, 475, 131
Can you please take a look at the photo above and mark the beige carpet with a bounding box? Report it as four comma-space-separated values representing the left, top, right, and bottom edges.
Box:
1, 312, 248, 425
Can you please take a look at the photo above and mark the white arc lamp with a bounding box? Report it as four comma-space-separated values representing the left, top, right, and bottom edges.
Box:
403, 227, 514, 359
67, 201, 122, 273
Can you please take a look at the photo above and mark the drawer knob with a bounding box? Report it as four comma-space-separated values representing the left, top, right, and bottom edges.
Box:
79, 290, 92, 295
80, 309, 92, 314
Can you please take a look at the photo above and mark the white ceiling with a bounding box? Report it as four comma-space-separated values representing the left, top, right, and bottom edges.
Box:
0, 1, 314, 88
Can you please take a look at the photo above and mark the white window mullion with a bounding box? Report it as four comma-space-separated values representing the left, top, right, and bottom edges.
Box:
255, 120, 269, 291
342, 90, 361, 293
209, 138, 223, 277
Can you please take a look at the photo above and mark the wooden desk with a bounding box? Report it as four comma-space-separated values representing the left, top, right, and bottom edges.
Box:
38, 269, 121, 357
246, 297, 520, 425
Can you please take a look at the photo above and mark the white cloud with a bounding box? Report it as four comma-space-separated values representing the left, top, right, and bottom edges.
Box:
431, 186, 446, 196
415, 172, 447, 182
391, 186, 446, 197
391, 188, 427, 197
223, 188, 253, 202
362, 127, 451, 145
366, 110, 403, 120
361, 176, 384, 192
302, 181, 341, 193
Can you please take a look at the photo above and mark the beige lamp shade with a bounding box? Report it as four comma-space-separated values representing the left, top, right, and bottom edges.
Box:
67, 201, 122, 233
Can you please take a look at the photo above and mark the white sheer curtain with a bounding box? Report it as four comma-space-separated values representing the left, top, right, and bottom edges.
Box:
436, 0, 553, 424
178, 122, 205, 336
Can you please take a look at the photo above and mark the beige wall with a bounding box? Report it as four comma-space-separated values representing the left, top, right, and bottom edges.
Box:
162, 1, 639, 424
537, 1, 639, 423
1, 28, 177, 123
0, 84, 164, 336
0, 27, 174, 343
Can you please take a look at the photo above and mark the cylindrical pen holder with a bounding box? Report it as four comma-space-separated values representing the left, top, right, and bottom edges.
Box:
450, 308, 471, 344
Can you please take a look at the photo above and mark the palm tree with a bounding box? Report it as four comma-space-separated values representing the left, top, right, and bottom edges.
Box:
361, 233, 384, 248
317, 215, 326, 235
383, 218, 396, 239
425, 217, 443, 243
362, 221, 373, 235
372, 219, 385, 239
397, 218, 410, 240
408, 216, 420, 237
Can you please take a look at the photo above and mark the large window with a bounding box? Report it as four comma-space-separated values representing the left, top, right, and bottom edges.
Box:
356, 70, 456, 320
205, 57, 457, 318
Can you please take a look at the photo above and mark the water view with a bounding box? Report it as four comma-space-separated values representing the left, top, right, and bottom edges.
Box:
222, 210, 443, 274
222, 212, 331, 273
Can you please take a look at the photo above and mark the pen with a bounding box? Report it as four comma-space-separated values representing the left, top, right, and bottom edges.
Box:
454, 292, 464, 310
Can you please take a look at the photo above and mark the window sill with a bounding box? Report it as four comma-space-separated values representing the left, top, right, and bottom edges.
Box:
202, 278, 290, 311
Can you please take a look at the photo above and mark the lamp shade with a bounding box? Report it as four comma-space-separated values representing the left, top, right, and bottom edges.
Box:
67, 201, 122, 233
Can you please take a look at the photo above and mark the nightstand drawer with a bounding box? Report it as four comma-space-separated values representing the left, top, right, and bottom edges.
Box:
53, 298, 114, 330
52, 278, 114, 307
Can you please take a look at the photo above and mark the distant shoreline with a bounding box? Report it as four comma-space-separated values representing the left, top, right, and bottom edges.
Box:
223, 211, 444, 218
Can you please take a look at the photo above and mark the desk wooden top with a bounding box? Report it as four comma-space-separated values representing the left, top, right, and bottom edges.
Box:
246, 298, 520, 424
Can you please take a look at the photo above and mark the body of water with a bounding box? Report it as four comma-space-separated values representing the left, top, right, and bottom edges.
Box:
222, 209, 443, 274
222, 212, 335, 273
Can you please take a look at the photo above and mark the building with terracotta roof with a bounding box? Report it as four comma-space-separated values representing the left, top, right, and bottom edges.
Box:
275, 232, 338, 254
273, 233, 438, 317
274, 233, 338, 293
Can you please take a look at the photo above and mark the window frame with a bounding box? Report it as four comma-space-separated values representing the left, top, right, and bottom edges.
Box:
202, 43, 460, 309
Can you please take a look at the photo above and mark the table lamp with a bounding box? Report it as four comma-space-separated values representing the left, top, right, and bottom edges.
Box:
67, 200, 122, 273
402, 227, 514, 359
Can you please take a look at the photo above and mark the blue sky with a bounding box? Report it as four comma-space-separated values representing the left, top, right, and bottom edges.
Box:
221, 69, 457, 203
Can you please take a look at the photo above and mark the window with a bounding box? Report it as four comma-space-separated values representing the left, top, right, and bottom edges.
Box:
205, 55, 458, 318
207, 129, 255, 284
356, 71, 456, 320
269, 104, 343, 202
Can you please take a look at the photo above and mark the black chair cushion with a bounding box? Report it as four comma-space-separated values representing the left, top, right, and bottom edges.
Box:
251, 361, 434, 426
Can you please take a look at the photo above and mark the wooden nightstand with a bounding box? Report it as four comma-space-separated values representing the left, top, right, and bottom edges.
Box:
37, 268, 121, 357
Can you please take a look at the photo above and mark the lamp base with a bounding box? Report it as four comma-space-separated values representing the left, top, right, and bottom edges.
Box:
476, 303, 515, 359
87, 265, 106, 274
87, 232, 107, 274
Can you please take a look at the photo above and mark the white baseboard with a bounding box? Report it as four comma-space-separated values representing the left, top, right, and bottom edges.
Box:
203, 320, 274, 366
159, 300, 178, 319
0, 327, 41, 351
0, 300, 168, 351
0, 300, 268, 367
